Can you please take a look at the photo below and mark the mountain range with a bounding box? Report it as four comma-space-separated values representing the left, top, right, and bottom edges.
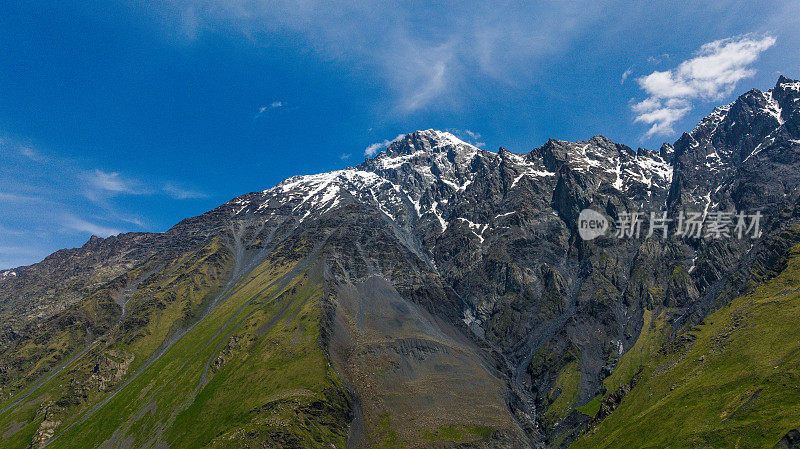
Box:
2, 75, 800, 448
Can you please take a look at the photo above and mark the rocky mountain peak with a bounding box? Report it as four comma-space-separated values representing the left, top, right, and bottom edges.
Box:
221, 77, 799, 240
534, 135, 659, 175
772, 75, 800, 127
383, 129, 478, 157
667, 75, 800, 212
659, 142, 675, 162
7, 74, 800, 449
776, 75, 800, 91
679, 76, 799, 163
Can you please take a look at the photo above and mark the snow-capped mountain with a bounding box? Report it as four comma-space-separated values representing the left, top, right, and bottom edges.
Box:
218, 129, 676, 247
669, 75, 800, 213
2, 76, 800, 449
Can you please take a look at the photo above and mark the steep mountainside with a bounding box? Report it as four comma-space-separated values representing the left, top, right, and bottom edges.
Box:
573, 240, 800, 448
1, 76, 800, 448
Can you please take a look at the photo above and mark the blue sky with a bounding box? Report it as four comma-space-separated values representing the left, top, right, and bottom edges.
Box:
1, 0, 798, 268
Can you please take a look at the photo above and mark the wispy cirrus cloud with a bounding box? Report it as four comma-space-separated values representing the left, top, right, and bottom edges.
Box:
87, 169, 139, 194
0, 135, 210, 268
141, 1, 610, 113
633, 34, 777, 137
83, 169, 146, 202
0, 192, 44, 204
464, 130, 480, 140
84, 170, 207, 201
63, 214, 122, 237
646, 54, 671, 66
162, 182, 208, 199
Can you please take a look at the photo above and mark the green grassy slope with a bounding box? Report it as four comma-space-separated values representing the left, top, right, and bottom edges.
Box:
47, 260, 347, 449
573, 245, 800, 448
0, 238, 234, 448
0, 240, 349, 448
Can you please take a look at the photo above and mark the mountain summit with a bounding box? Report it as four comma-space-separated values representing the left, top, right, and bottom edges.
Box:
2, 77, 800, 448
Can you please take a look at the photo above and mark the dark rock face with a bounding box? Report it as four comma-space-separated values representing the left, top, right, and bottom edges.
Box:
2, 76, 800, 447
669, 77, 800, 214
777, 427, 800, 449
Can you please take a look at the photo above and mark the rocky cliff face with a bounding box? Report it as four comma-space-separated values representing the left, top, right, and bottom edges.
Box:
1, 76, 800, 448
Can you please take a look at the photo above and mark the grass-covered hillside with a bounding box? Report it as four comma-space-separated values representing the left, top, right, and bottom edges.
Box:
0, 239, 350, 448
573, 244, 800, 448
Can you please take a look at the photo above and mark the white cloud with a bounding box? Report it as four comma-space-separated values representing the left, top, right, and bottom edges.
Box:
85, 169, 142, 196
364, 141, 389, 157
391, 43, 455, 112
84, 170, 207, 201
464, 129, 481, 140
0, 192, 44, 204
256, 101, 284, 117
18, 146, 46, 163
364, 134, 405, 157
633, 34, 776, 137
620, 67, 633, 84
339, 153, 351, 160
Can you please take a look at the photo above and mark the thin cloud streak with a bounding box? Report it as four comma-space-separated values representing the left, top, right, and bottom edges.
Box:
620, 67, 633, 84
83, 169, 147, 202
162, 182, 208, 199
